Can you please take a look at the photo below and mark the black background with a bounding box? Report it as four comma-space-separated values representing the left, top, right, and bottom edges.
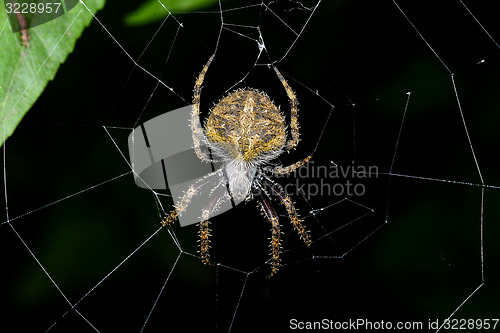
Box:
1, 0, 500, 332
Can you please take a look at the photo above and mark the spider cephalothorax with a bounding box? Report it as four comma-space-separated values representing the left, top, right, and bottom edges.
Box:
162, 54, 312, 276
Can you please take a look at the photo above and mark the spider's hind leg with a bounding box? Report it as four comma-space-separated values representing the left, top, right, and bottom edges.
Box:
273, 66, 300, 152
270, 153, 313, 176
192, 54, 216, 162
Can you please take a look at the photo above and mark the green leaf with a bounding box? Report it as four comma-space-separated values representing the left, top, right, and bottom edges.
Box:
124, 0, 220, 26
0, 0, 105, 146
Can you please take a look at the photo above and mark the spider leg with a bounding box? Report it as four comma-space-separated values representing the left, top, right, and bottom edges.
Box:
273, 66, 300, 152
271, 153, 313, 175
161, 183, 203, 227
192, 54, 216, 162
161, 170, 220, 227
198, 179, 230, 265
257, 196, 282, 277
265, 176, 311, 246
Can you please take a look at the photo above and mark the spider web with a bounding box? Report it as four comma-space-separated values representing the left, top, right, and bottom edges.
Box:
2, 0, 500, 332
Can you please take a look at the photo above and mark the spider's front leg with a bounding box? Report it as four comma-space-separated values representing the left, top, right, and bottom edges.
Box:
199, 211, 212, 265
258, 198, 282, 277
161, 171, 220, 227
198, 179, 230, 265
161, 182, 203, 227
266, 177, 311, 246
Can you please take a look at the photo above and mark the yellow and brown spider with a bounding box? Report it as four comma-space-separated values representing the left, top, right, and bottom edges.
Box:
162, 54, 313, 276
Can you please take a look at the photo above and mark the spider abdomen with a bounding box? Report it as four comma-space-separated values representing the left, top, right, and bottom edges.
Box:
205, 89, 287, 162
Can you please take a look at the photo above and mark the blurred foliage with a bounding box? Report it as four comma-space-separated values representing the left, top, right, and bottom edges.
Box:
0, 0, 106, 146
124, 0, 223, 26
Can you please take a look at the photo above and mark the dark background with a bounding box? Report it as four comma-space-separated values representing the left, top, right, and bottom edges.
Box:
1, 0, 499, 332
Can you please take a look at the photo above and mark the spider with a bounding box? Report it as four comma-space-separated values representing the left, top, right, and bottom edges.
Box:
162, 54, 313, 276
